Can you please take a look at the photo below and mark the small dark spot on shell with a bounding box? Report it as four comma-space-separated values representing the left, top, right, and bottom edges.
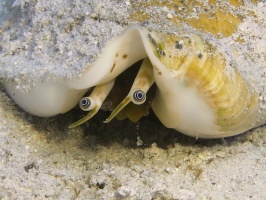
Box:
116, 53, 118, 57
110, 63, 116, 73
198, 53, 203, 59
158, 71, 162, 75
175, 41, 183, 49
148, 34, 158, 48
122, 54, 128, 59
159, 51, 166, 56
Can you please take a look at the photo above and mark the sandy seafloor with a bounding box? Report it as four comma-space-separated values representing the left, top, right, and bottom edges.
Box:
0, 1, 266, 199
0, 85, 266, 199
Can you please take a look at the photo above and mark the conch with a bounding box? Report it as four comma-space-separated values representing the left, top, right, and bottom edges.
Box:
1, 1, 265, 138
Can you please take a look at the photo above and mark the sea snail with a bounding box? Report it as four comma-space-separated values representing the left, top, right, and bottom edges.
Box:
1, 1, 266, 139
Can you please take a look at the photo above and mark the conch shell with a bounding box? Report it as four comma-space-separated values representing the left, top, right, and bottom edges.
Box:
1, 1, 265, 138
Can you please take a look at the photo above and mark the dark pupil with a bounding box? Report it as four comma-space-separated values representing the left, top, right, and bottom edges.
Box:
82, 99, 88, 106
135, 91, 143, 100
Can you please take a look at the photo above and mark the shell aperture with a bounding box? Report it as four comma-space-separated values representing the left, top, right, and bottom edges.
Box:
104, 58, 155, 123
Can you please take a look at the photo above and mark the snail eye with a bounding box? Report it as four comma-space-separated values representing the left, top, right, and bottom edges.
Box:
79, 97, 91, 110
132, 90, 146, 104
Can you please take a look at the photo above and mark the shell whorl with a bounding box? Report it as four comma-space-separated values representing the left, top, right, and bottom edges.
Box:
145, 30, 260, 137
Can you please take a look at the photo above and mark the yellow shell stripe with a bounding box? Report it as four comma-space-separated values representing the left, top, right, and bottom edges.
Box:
148, 31, 259, 133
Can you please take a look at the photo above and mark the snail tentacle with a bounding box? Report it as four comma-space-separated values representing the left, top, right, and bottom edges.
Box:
69, 80, 115, 128
104, 58, 155, 123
